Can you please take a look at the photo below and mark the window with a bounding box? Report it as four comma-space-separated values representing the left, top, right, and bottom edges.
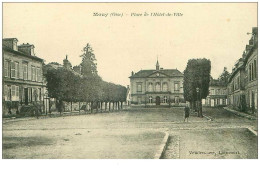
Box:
148, 83, 153, 92
210, 89, 215, 95
237, 77, 240, 89
149, 96, 153, 103
155, 82, 161, 92
163, 96, 168, 103
249, 63, 252, 81
10, 62, 19, 79
28, 88, 32, 102
4, 60, 10, 77
11, 62, 16, 78
23, 63, 28, 80
15, 62, 19, 78
162, 83, 168, 92
38, 88, 42, 101
37, 67, 41, 82
251, 63, 253, 81
254, 59, 257, 79
217, 89, 220, 95
174, 82, 180, 91
11, 85, 16, 98
174, 96, 179, 103
4, 85, 11, 101
33, 89, 38, 101
31, 66, 36, 81
137, 83, 142, 92
16, 86, 19, 101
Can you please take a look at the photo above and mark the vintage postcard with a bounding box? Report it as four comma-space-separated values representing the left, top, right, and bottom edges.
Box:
1, 2, 258, 160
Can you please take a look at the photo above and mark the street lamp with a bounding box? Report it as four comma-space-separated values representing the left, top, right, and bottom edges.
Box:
196, 87, 200, 117
44, 90, 49, 115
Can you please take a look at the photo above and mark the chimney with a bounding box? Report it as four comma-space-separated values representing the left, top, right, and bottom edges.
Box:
160, 68, 163, 70
252, 27, 258, 45
18, 43, 35, 56
131, 71, 134, 76
2, 38, 18, 51
127, 85, 130, 89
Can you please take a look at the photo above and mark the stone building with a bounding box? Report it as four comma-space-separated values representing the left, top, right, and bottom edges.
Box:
244, 27, 258, 113
227, 27, 258, 113
204, 79, 227, 107
2, 38, 48, 116
129, 60, 184, 106
227, 58, 246, 110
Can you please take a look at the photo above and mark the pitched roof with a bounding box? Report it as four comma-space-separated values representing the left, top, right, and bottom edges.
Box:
2, 45, 44, 62
130, 69, 183, 78
210, 79, 227, 87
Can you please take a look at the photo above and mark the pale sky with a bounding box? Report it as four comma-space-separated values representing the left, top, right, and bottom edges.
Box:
3, 3, 257, 86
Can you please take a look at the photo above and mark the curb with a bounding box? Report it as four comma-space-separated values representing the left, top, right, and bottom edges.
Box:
223, 107, 257, 120
248, 127, 258, 136
154, 132, 170, 159
203, 115, 213, 121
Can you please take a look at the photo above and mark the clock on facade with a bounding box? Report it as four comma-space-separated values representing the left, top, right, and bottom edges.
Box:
156, 73, 160, 77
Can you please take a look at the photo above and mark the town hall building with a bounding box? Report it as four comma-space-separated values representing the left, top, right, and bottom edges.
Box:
129, 60, 184, 106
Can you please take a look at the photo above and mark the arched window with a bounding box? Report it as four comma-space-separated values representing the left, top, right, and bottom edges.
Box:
149, 96, 153, 103
148, 83, 153, 92
155, 82, 161, 92
163, 96, 168, 103
162, 82, 168, 91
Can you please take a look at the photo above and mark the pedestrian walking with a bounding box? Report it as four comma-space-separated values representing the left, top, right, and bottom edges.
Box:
184, 104, 190, 122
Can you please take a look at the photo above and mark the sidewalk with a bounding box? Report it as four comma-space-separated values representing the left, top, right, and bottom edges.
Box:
2, 109, 128, 124
223, 107, 257, 120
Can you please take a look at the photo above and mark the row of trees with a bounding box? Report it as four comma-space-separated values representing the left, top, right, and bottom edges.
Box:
44, 44, 127, 114
183, 58, 211, 117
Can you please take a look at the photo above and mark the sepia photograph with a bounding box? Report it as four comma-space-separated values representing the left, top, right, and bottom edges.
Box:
1, 2, 258, 160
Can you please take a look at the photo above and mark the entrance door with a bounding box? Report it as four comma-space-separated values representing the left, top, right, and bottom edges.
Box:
156, 96, 160, 105
24, 88, 28, 105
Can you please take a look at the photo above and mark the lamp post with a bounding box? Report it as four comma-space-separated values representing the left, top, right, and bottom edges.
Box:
44, 91, 48, 115
196, 87, 200, 117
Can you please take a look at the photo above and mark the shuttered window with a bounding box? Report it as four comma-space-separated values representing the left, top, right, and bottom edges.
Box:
11, 62, 16, 78
4, 60, 10, 77
23, 63, 28, 80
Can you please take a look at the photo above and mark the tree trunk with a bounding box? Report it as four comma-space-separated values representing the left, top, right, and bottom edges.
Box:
96, 101, 98, 113
85, 102, 88, 114
71, 101, 73, 112
121, 101, 123, 109
101, 102, 103, 112
105, 102, 107, 111
109, 102, 111, 111
79, 102, 80, 114
91, 101, 93, 113
113, 102, 114, 110
199, 100, 203, 117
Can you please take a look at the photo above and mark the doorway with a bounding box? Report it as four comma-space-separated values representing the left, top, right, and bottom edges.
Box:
156, 96, 160, 105
24, 88, 28, 105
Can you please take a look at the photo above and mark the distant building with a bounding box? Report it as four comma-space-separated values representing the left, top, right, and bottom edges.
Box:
204, 79, 227, 107
129, 60, 184, 106
2, 38, 48, 116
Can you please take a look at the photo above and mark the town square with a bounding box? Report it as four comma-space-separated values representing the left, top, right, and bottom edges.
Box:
1, 3, 258, 160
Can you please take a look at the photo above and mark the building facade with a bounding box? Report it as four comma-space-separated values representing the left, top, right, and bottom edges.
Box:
204, 79, 227, 107
244, 27, 258, 113
129, 61, 184, 106
227, 27, 258, 113
227, 58, 246, 110
2, 38, 48, 116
